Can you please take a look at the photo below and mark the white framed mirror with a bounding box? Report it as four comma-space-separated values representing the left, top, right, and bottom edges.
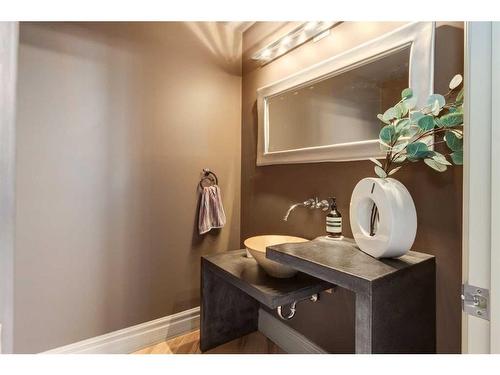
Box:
256, 22, 435, 166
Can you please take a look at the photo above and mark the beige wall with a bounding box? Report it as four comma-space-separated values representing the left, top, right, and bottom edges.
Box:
241, 22, 463, 353
15, 22, 241, 353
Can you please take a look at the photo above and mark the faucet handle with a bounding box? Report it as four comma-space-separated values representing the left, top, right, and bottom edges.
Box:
318, 199, 330, 211
304, 198, 316, 208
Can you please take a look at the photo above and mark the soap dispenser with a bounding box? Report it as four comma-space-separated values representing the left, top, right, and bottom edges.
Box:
326, 197, 343, 239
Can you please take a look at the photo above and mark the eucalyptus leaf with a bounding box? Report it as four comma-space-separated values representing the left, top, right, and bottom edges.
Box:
407, 142, 429, 159
401, 88, 413, 99
431, 99, 441, 116
410, 111, 425, 125
379, 125, 395, 145
449, 74, 463, 90
445, 130, 463, 151
393, 154, 407, 163
388, 166, 402, 176
424, 158, 448, 172
369, 158, 382, 167
395, 102, 408, 118
401, 125, 420, 138
377, 113, 390, 124
403, 96, 418, 111
440, 112, 463, 127
391, 141, 408, 153
432, 152, 452, 166
417, 115, 435, 131
379, 142, 390, 152
427, 94, 446, 108
417, 150, 435, 158
374, 165, 387, 178
451, 150, 463, 165
395, 118, 410, 133
382, 107, 398, 122
421, 105, 432, 115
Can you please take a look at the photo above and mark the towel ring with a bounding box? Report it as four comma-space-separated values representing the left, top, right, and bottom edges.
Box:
199, 169, 218, 189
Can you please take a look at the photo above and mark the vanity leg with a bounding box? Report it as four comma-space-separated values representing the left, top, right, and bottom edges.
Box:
200, 259, 260, 352
355, 259, 436, 353
372, 259, 436, 353
355, 292, 373, 354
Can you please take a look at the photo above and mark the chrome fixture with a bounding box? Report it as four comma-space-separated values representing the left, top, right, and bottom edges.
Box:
277, 294, 319, 321
283, 197, 330, 221
277, 301, 297, 320
252, 21, 340, 65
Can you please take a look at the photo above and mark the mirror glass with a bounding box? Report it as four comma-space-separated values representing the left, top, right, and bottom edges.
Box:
266, 46, 411, 152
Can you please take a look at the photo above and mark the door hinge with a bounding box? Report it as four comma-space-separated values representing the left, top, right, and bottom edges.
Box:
461, 283, 490, 321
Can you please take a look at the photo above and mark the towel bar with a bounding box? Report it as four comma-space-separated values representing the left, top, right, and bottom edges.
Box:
199, 168, 218, 189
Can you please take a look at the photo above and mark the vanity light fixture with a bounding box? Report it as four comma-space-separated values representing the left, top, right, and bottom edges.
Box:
252, 21, 339, 65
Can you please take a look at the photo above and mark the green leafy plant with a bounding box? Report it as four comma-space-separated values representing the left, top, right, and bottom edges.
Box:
367, 74, 464, 236
370, 73, 464, 178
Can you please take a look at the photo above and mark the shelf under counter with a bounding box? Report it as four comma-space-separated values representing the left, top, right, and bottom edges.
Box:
202, 250, 332, 309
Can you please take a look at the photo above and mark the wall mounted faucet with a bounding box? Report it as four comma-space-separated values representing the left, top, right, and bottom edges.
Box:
283, 197, 330, 221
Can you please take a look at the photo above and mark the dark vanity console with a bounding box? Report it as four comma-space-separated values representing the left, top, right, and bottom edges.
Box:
200, 239, 436, 354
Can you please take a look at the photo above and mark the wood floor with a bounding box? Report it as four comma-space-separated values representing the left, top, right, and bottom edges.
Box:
133, 330, 284, 354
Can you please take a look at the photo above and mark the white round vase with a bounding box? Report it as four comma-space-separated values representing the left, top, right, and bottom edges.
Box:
349, 177, 417, 259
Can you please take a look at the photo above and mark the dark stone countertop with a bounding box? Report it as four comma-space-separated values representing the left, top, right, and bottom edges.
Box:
267, 237, 435, 294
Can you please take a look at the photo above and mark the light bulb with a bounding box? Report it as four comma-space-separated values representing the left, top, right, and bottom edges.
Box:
281, 35, 293, 46
260, 49, 271, 59
304, 21, 318, 32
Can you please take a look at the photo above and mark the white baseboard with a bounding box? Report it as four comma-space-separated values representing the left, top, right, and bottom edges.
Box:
43, 307, 200, 354
42, 306, 323, 354
258, 308, 326, 354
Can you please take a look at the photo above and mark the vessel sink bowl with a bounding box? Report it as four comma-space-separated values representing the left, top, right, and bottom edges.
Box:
244, 235, 309, 278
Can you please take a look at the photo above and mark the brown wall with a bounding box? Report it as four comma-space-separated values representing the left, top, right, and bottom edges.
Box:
15, 22, 241, 353
241, 22, 463, 353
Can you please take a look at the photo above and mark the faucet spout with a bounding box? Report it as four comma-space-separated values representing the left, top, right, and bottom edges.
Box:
283, 203, 304, 221
283, 198, 328, 221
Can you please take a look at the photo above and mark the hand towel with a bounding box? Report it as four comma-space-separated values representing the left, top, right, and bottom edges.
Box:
198, 185, 227, 235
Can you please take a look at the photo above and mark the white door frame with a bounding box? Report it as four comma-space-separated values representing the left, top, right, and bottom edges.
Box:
0, 21, 18, 354
462, 21, 499, 354
490, 21, 500, 354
